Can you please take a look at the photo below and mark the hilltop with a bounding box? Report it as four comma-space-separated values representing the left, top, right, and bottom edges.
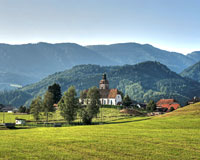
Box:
1, 61, 200, 107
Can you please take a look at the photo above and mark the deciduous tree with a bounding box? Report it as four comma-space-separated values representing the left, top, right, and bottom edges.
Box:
43, 91, 55, 122
58, 86, 79, 124
30, 96, 42, 121
81, 87, 100, 124
146, 100, 157, 112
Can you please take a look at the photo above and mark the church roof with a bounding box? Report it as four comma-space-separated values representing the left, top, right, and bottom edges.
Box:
99, 89, 119, 99
108, 89, 119, 98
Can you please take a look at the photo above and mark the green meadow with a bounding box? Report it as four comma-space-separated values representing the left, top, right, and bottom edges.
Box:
0, 104, 200, 160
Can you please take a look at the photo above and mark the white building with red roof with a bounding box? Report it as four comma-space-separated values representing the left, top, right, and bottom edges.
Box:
80, 74, 122, 105
99, 74, 122, 105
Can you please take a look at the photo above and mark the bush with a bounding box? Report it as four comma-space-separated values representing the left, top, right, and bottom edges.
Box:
169, 107, 175, 112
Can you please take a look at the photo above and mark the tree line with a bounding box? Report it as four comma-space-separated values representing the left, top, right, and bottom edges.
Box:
30, 83, 101, 125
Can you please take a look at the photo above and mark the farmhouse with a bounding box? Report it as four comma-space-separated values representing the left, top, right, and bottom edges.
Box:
81, 74, 122, 105
156, 99, 180, 111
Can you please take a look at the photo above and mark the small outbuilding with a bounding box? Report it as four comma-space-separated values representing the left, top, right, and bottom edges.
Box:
15, 119, 26, 125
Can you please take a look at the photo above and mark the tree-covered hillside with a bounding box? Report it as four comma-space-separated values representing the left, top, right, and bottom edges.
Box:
180, 61, 200, 82
1, 61, 200, 107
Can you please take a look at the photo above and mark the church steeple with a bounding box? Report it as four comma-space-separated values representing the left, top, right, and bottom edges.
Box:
99, 73, 109, 89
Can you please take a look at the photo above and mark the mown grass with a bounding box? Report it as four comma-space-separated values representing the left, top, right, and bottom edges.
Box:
0, 108, 125, 124
0, 104, 200, 160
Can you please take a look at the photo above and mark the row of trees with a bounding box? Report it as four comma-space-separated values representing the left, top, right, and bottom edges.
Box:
59, 86, 100, 124
30, 83, 61, 121
30, 83, 101, 125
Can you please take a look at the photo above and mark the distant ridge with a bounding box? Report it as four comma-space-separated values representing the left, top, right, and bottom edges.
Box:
86, 42, 195, 73
0, 42, 199, 91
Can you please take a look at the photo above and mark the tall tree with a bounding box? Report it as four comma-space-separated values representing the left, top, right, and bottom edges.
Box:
43, 91, 55, 122
58, 86, 79, 124
18, 106, 26, 113
123, 95, 132, 107
81, 87, 100, 124
30, 96, 42, 121
48, 83, 62, 104
146, 100, 157, 112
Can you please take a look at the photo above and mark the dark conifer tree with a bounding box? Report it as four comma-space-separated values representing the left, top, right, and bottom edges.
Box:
48, 83, 62, 104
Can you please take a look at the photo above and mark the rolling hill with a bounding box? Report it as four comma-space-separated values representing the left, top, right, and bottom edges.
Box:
180, 61, 200, 82
1, 61, 200, 107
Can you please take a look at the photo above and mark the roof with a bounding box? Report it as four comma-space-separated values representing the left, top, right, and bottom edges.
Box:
108, 89, 118, 98
160, 103, 180, 110
156, 99, 175, 106
156, 99, 180, 110
99, 89, 119, 98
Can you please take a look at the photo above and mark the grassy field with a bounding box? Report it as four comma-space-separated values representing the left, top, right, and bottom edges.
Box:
0, 108, 125, 124
0, 104, 200, 160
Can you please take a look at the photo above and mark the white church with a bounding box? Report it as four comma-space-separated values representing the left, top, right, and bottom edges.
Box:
80, 74, 122, 105
99, 74, 122, 105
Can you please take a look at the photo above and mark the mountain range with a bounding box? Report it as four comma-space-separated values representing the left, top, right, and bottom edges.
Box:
0, 42, 200, 90
1, 61, 200, 107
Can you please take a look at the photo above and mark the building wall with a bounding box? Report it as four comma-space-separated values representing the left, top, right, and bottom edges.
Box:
100, 98, 116, 105
80, 95, 122, 106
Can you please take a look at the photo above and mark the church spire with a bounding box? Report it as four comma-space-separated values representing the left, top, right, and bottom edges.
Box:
99, 73, 109, 89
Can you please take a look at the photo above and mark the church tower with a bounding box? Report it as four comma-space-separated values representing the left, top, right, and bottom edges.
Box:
99, 73, 109, 90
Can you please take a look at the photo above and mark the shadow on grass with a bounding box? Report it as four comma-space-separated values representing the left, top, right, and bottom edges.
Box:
104, 117, 151, 125
0, 126, 32, 130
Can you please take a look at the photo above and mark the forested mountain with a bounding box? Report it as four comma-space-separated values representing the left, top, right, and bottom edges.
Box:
0, 42, 199, 91
180, 61, 200, 82
87, 43, 195, 73
1, 61, 200, 107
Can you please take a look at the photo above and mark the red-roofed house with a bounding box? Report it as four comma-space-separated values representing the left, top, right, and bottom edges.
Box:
156, 99, 180, 111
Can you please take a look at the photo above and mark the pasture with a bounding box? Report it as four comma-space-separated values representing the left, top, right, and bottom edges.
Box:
0, 104, 200, 160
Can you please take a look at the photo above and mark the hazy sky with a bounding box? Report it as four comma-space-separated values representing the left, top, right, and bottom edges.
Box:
0, 0, 199, 54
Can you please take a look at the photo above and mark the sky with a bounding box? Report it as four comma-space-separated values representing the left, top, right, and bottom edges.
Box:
0, 0, 199, 54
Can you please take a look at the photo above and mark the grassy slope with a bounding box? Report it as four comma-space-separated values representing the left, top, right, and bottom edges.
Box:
0, 104, 200, 160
